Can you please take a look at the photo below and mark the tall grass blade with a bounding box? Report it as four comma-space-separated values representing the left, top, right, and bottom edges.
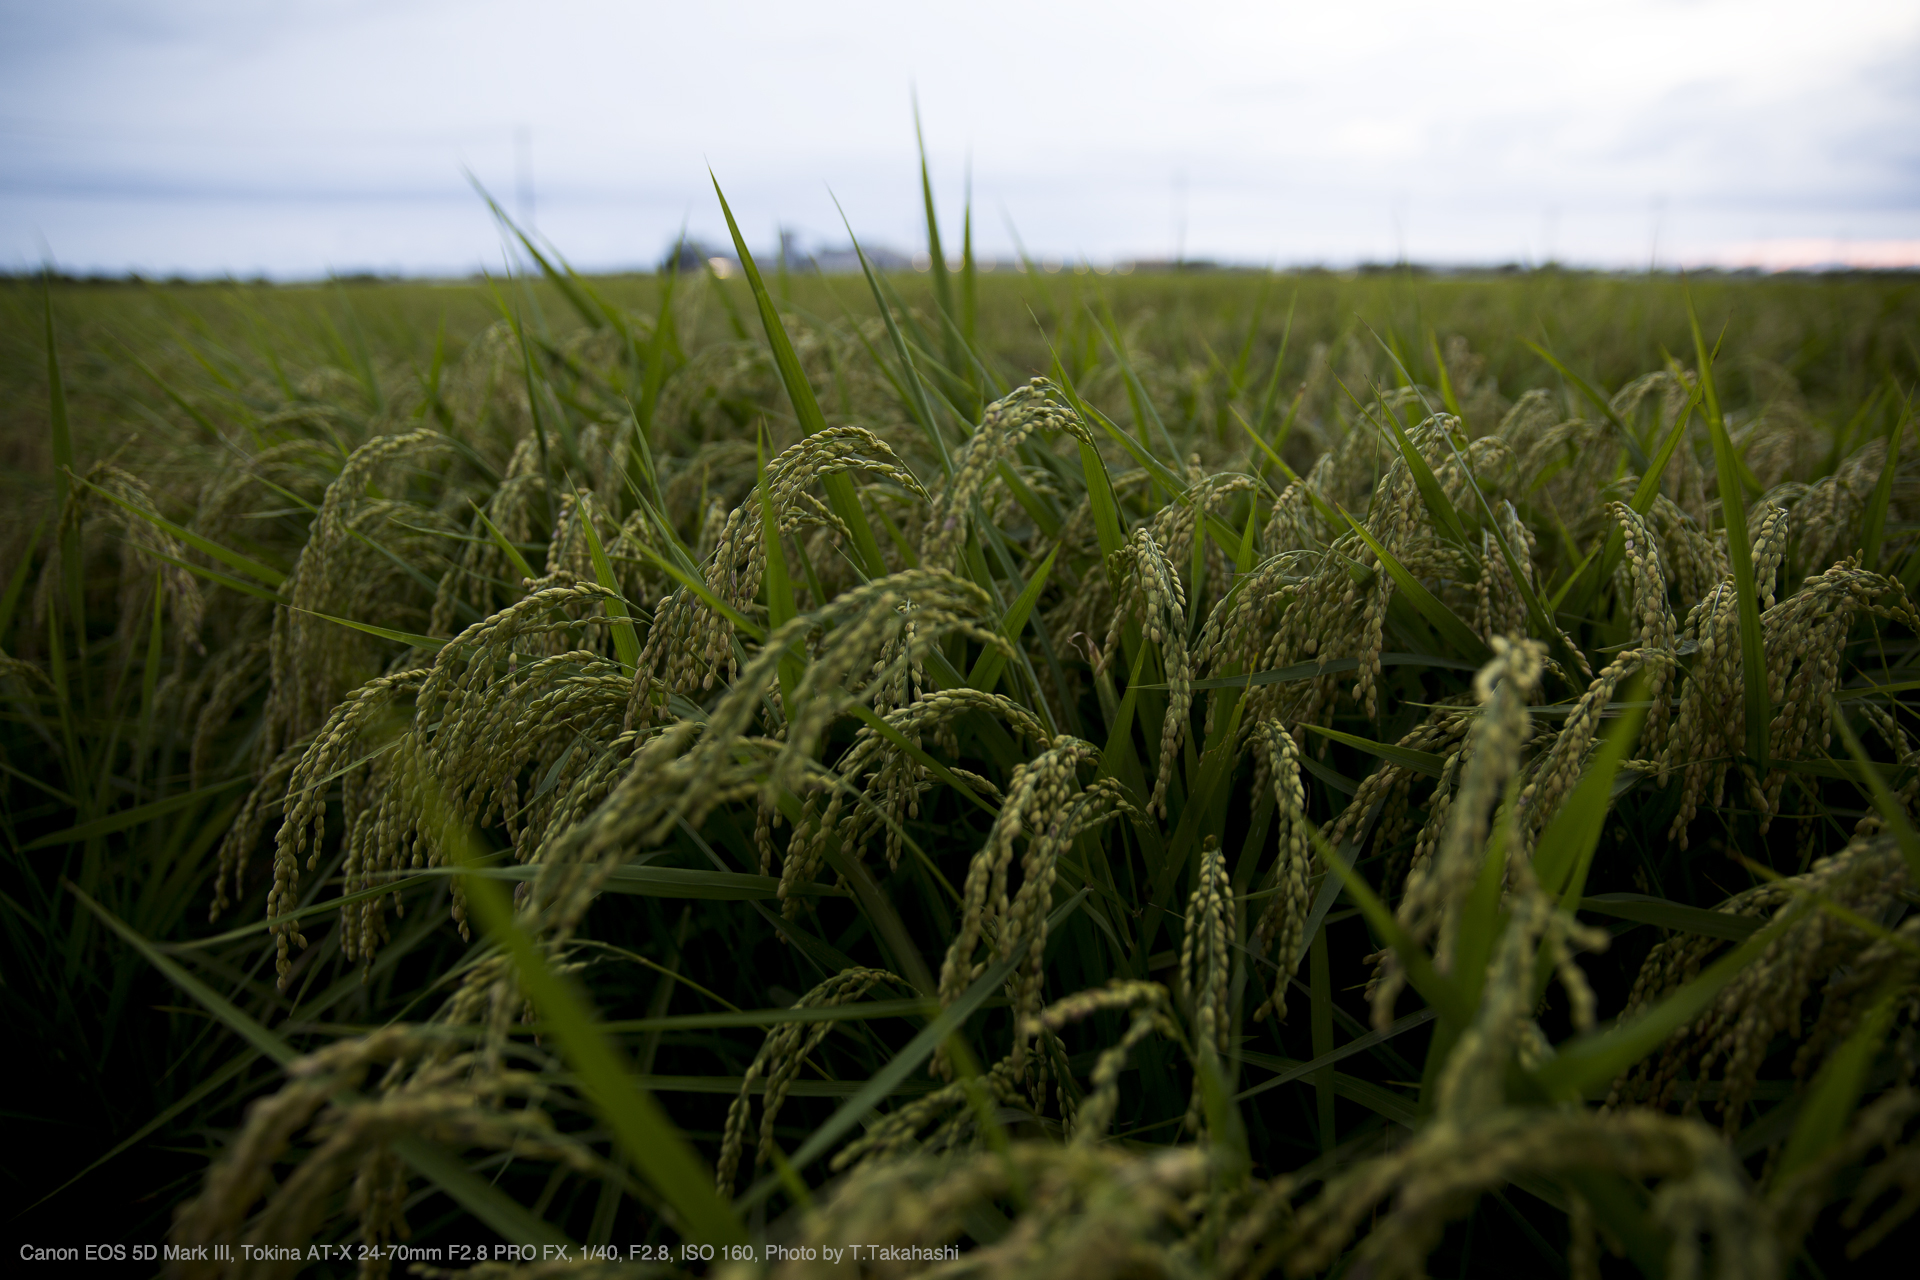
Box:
736, 889, 1090, 1210
1862, 417, 1902, 570
441, 804, 744, 1243
1339, 511, 1491, 662
1533, 680, 1648, 903
1829, 700, 1920, 878
578, 503, 640, 676
1693, 295, 1770, 771
1576, 894, 1762, 941
1534, 902, 1809, 1099
712, 173, 887, 579
65, 880, 572, 1246
1774, 984, 1901, 1183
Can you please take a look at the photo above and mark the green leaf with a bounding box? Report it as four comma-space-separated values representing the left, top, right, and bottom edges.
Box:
1829, 701, 1920, 879
0, 517, 43, 647
1775, 984, 1902, 1183
1577, 894, 1762, 942
1691, 291, 1769, 771
441, 801, 745, 1244
74, 473, 287, 588
1233, 1009, 1437, 1102
489, 862, 842, 902
1093, 299, 1182, 462
1532, 679, 1649, 904
1429, 331, 1464, 419
1523, 341, 1641, 458
1376, 404, 1470, 546
140, 545, 281, 605
24, 777, 248, 850
1310, 924, 1336, 1152
1629, 381, 1704, 515
735, 889, 1090, 1210
845, 704, 996, 818
834, 196, 949, 473
577, 495, 640, 676
1534, 901, 1810, 1099
628, 535, 767, 642
1308, 829, 1471, 1024
592, 997, 955, 1034
1236, 404, 1332, 522
471, 500, 537, 583
1862, 420, 1902, 570
65, 880, 572, 1247
1300, 723, 1446, 778
294, 608, 443, 652
1339, 510, 1493, 663
711, 172, 887, 581
968, 545, 1057, 692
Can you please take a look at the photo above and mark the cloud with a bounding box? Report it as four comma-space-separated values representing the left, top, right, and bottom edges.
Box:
3, 0, 1914, 275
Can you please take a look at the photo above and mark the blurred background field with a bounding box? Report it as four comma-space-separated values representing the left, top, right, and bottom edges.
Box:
9, 265, 1915, 547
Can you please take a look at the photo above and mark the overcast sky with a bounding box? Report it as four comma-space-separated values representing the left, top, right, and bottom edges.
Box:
3, 0, 1917, 277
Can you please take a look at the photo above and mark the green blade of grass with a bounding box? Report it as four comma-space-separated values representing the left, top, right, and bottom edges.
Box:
1300, 723, 1446, 778
845, 704, 996, 818
1533, 900, 1811, 1099
967, 545, 1057, 692
0, 517, 44, 646
1568, 370, 1704, 619
471, 500, 537, 583
1681, 295, 1766, 759
1308, 829, 1471, 1024
73, 473, 286, 588
1523, 339, 1648, 471
1696, 329, 1770, 771
1774, 984, 1902, 1184
912, 104, 968, 397
24, 777, 248, 850
588, 998, 954, 1034
1373, 398, 1470, 546
1428, 331, 1463, 419
1829, 700, 1920, 878
960, 182, 978, 346
1861, 417, 1902, 570
712, 173, 887, 580
65, 879, 572, 1247
577, 497, 640, 676
1576, 894, 1762, 942
833, 196, 949, 473
735, 888, 1090, 1210
294, 608, 443, 652
487, 862, 842, 901
1092, 298, 1182, 462
1309, 924, 1336, 1153
628, 538, 767, 642
1532, 678, 1649, 903
442, 804, 744, 1244
142, 545, 282, 604
1339, 510, 1492, 662
1629, 380, 1704, 515
1253, 292, 1298, 439
473, 179, 614, 333
1233, 1009, 1437, 1102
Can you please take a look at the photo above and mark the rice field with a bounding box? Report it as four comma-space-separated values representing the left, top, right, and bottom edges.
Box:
4, 185, 1920, 1279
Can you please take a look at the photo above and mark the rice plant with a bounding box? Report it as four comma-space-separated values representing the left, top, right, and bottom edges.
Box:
4, 170, 1920, 1278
